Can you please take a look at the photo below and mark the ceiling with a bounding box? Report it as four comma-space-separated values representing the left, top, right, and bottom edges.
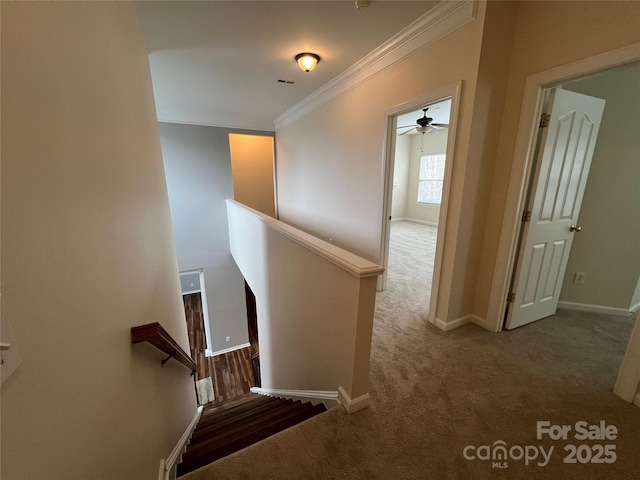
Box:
396, 98, 451, 135
134, 1, 438, 131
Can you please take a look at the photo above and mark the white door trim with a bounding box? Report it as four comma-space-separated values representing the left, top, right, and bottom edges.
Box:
614, 312, 640, 404
486, 42, 640, 333
180, 269, 214, 357
378, 81, 461, 327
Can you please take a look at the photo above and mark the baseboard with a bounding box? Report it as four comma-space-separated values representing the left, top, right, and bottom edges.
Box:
159, 405, 203, 480
211, 342, 251, 357
629, 301, 640, 313
338, 386, 371, 414
251, 387, 339, 408
468, 314, 489, 330
557, 301, 636, 317
434, 314, 487, 332
391, 217, 438, 227
434, 315, 470, 331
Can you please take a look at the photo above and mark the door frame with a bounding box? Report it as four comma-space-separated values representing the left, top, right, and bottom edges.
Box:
378, 81, 461, 327
615, 311, 640, 406
486, 42, 640, 333
180, 269, 214, 357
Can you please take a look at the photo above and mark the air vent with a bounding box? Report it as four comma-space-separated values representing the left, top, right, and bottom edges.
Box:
277, 79, 295, 84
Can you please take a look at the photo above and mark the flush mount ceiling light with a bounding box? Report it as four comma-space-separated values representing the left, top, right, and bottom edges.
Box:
295, 53, 321, 72
355, 0, 371, 10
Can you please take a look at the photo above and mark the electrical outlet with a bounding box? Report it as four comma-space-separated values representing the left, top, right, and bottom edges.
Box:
574, 272, 586, 285
225, 336, 230, 342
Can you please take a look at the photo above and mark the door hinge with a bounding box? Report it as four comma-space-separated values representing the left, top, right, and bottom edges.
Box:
507, 292, 515, 303
522, 210, 532, 222
539, 113, 550, 128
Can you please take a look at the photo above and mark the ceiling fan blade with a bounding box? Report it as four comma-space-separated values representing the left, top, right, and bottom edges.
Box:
397, 125, 415, 129
399, 128, 414, 136
431, 123, 449, 128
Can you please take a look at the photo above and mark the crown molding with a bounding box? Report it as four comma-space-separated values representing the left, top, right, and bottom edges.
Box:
274, 1, 477, 129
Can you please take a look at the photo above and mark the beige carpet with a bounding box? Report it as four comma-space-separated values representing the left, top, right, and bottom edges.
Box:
183, 221, 639, 479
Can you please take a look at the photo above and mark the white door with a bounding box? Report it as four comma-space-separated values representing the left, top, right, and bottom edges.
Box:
505, 88, 605, 329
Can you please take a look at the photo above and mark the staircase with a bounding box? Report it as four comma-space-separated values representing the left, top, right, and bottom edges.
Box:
177, 393, 327, 477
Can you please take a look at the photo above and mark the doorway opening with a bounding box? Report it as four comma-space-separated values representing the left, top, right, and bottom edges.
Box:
180, 269, 213, 356
244, 281, 261, 388
486, 49, 640, 401
380, 82, 461, 327
502, 62, 640, 332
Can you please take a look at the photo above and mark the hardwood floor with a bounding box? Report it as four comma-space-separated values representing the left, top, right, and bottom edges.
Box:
183, 293, 254, 405
207, 346, 254, 404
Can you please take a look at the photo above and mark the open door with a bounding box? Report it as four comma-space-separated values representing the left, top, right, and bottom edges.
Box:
506, 88, 605, 329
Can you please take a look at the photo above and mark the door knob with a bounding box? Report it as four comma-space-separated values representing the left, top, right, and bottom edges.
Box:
569, 225, 582, 232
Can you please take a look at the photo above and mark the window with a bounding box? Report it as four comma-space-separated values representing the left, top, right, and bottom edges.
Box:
417, 153, 446, 205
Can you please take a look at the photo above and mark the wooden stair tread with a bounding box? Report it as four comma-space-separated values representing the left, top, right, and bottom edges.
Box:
192, 398, 297, 441
200, 393, 266, 415
198, 396, 276, 423
186, 400, 305, 452
177, 394, 326, 477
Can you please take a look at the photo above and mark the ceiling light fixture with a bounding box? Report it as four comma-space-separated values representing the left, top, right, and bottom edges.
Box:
295, 53, 321, 72
355, 0, 371, 10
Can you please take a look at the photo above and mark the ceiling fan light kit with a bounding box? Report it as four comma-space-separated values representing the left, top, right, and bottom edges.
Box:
397, 107, 450, 136
355, 0, 372, 10
295, 52, 321, 72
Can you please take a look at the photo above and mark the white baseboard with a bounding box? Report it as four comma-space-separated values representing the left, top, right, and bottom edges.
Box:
159, 405, 203, 480
434, 314, 487, 332
629, 301, 640, 314
469, 314, 489, 330
434, 315, 470, 331
251, 387, 339, 408
338, 386, 371, 414
391, 217, 438, 227
557, 301, 636, 317
211, 342, 251, 357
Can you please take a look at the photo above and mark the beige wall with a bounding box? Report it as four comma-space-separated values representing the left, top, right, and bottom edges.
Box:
276, 2, 487, 323
391, 135, 410, 220
276, 1, 640, 325
226, 201, 379, 404
476, 1, 640, 320
403, 131, 449, 225
559, 64, 640, 310
1, 3, 196, 478
229, 134, 276, 217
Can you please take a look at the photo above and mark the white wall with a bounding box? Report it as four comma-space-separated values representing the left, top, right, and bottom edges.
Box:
559, 64, 640, 311
226, 201, 380, 408
1, 3, 197, 479
159, 123, 274, 353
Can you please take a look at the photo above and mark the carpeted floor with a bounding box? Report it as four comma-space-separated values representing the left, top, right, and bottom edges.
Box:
183, 221, 640, 479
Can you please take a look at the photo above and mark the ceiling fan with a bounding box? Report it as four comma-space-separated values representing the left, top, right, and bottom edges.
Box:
397, 108, 449, 136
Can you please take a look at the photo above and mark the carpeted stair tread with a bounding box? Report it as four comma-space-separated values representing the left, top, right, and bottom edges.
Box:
177, 394, 326, 477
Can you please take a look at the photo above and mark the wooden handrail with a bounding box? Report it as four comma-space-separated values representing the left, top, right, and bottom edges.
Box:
131, 322, 196, 374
